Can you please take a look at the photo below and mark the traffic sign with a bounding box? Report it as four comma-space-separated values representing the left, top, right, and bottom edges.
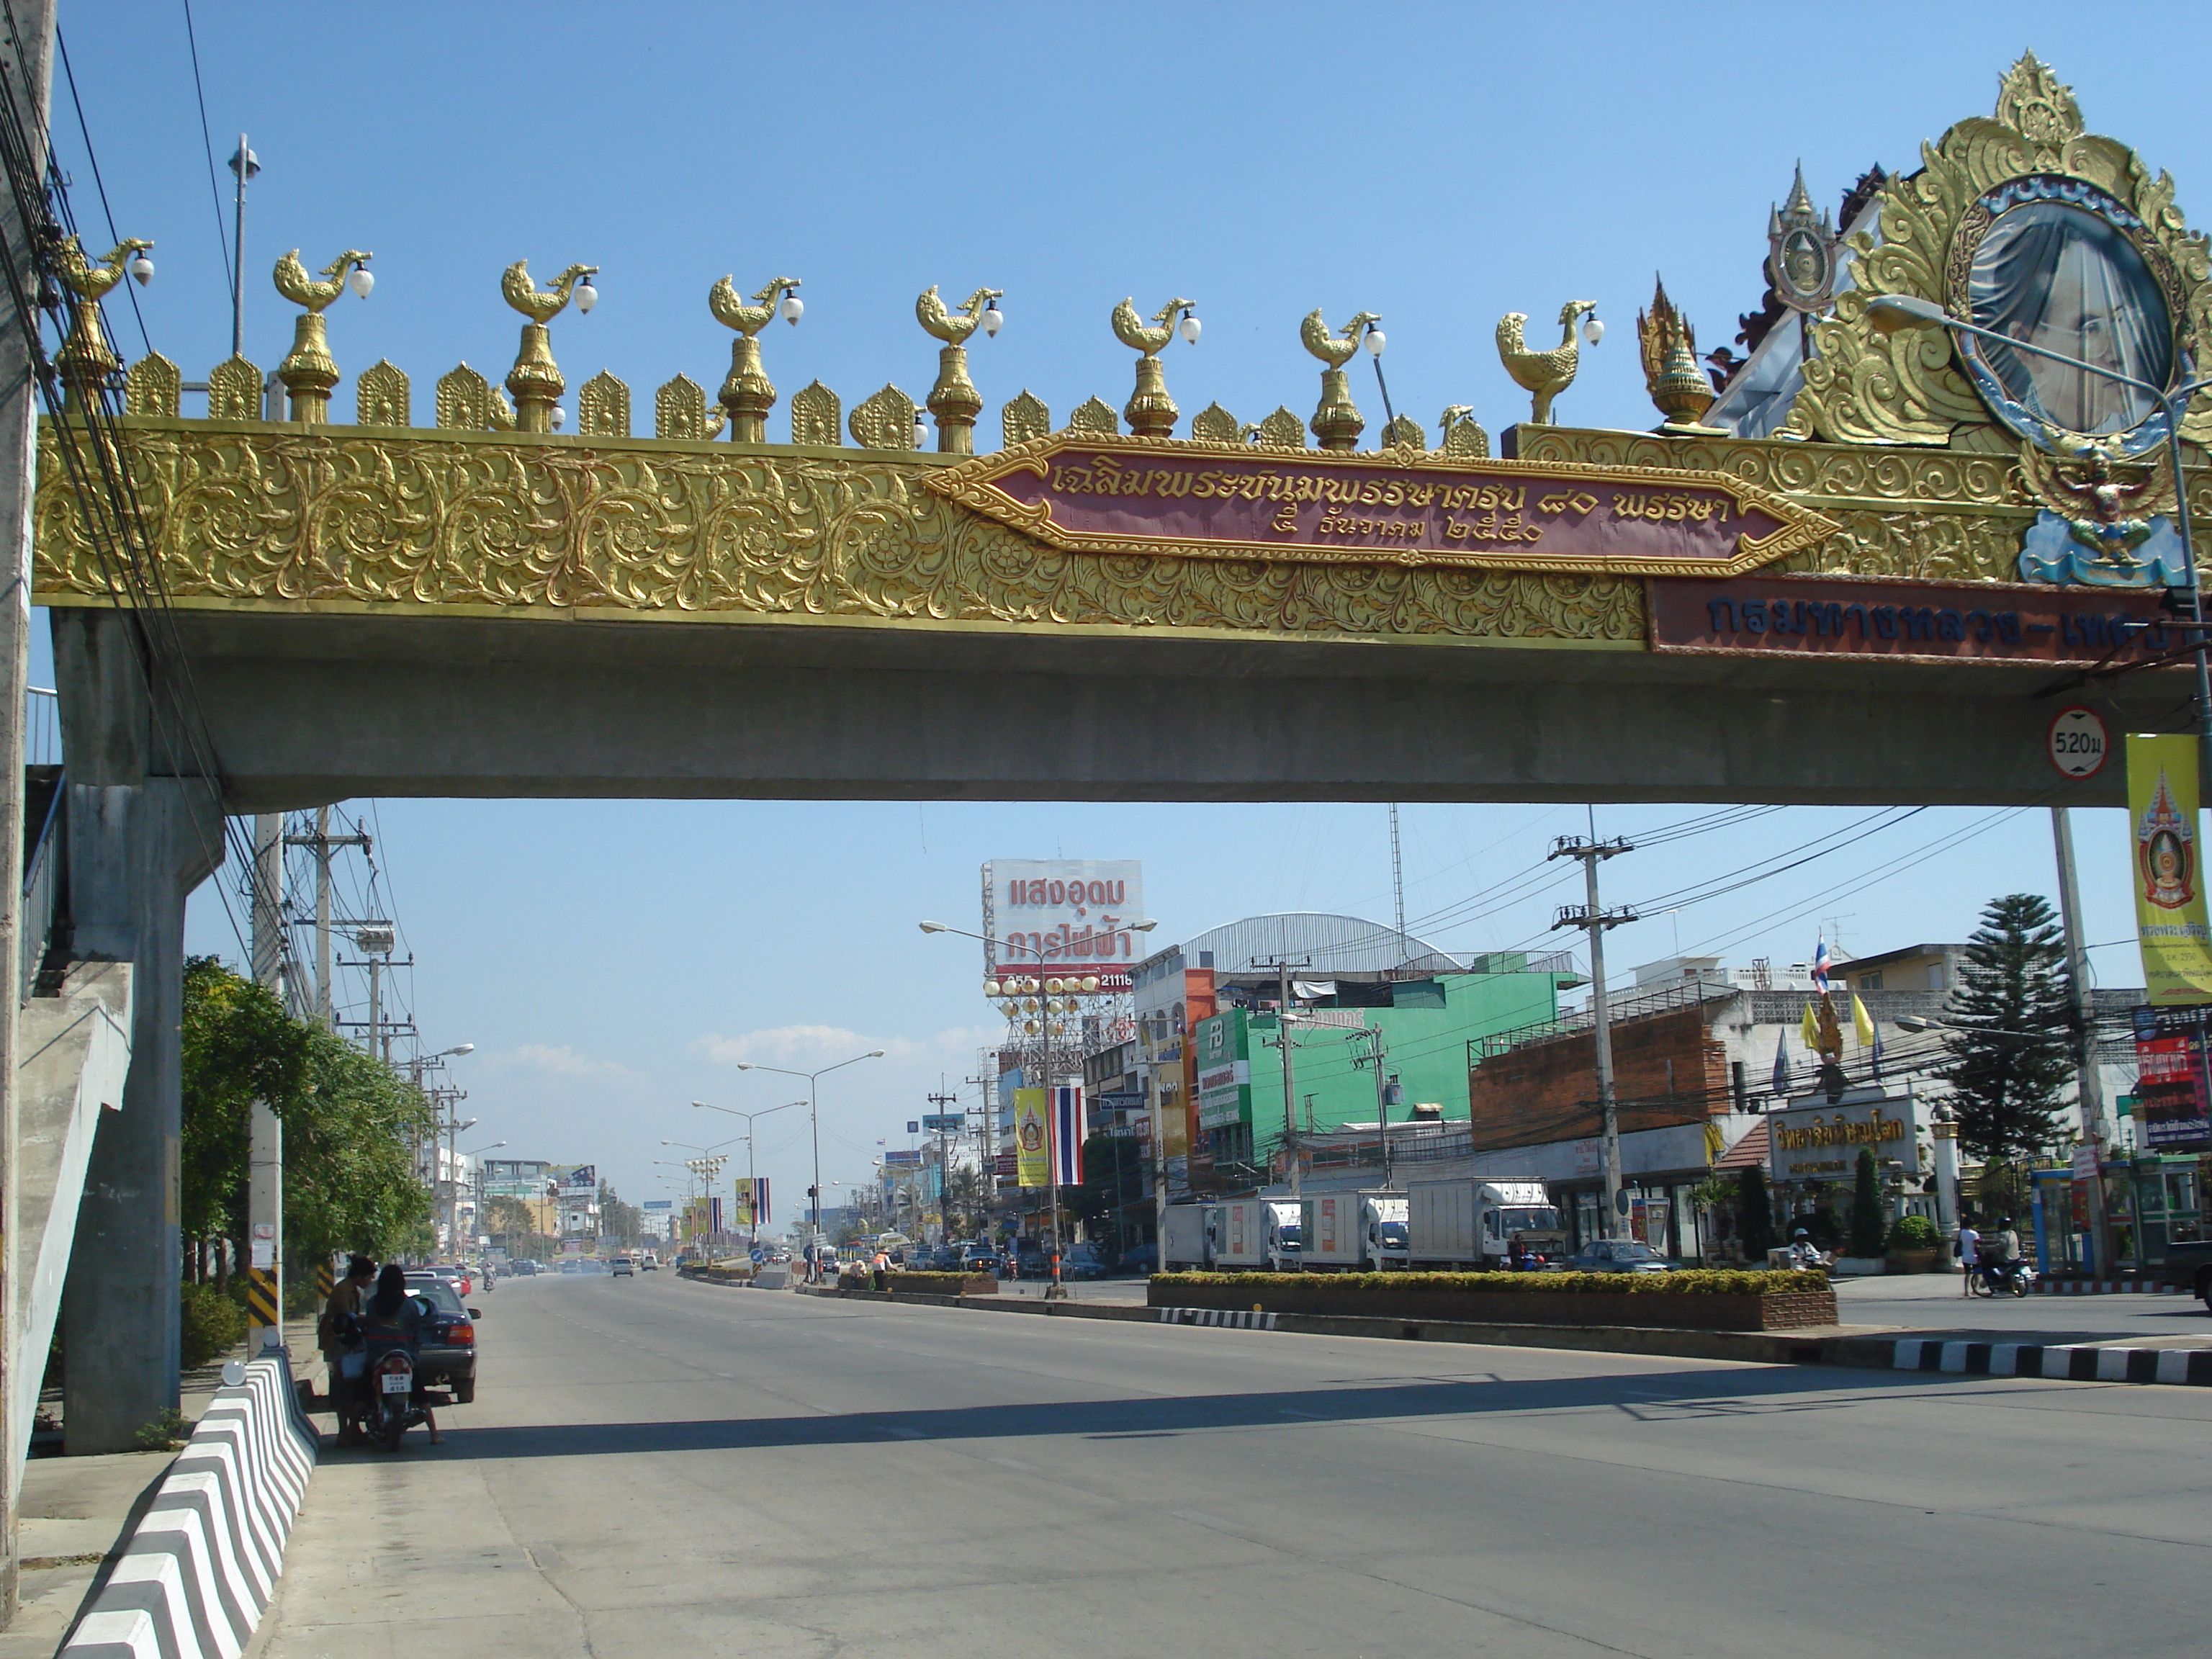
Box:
2046, 706, 2108, 779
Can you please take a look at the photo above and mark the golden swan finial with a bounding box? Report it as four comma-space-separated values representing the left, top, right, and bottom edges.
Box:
1112, 296, 1194, 358
917, 285, 1002, 347
274, 248, 371, 315
501, 259, 598, 324
711, 275, 801, 338
1300, 309, 1380, 371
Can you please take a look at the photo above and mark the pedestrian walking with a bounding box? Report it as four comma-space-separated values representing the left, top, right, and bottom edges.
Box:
1956, 1220, 1981, 1296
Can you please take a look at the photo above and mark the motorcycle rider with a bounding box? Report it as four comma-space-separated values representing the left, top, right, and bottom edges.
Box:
1787, 1228, 1828, 1270
359, 1262, 442, 1444
319, 1254, 379, 1446
1981, 1216, 2023, 1291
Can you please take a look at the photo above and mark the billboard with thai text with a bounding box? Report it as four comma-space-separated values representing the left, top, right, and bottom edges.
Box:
982, 860, 1144, 987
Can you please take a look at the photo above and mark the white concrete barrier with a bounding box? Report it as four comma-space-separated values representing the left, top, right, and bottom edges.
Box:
60, 1353, 318, 1659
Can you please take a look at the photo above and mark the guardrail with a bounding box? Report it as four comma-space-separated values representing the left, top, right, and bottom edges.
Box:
20, 765, 63, 1004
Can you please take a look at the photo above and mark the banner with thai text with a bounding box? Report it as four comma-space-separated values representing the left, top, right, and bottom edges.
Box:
2128, 734, 2212, 1004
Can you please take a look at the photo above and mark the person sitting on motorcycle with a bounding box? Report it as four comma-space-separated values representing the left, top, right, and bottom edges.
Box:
1980, 1218, 2023, 1287
319, 1254, 379, 1446
1787, 1228, 1827, 1270
359, 1263, 442, 1444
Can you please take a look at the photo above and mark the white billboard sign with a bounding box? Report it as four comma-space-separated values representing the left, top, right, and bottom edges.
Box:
981, 860, 1145, 987
1770, 1092, 1920, 1182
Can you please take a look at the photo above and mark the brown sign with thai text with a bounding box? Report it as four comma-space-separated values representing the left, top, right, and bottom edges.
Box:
1647, 574, 2184, 667
927, 434, 1835, 576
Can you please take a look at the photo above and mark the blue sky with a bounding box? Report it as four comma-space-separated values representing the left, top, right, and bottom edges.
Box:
46, 2, 2212, 1218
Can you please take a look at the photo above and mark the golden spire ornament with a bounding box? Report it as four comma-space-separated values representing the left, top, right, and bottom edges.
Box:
1637, 276, 1723, 435
916, 285, 1002, 454
272, 249, 372, 423
1111, 297, 1196, 438
55, 236, 153, 408
500, 259, 598, 433
1300, 310, 1381, 451
711, 275, 802, 442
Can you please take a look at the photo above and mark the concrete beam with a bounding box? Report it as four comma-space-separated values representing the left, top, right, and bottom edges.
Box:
68, 607, 2188, 812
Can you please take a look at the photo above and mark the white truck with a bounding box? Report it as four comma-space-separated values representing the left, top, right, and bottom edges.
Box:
1407, 1179, 1567, 1269
1300, 1191, 1409, 1271
1161, 1203, 1218, 1272
1214, 1198, 1304, 1271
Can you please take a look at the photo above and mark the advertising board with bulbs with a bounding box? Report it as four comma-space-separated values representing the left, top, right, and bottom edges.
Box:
981, 859, 1144, 990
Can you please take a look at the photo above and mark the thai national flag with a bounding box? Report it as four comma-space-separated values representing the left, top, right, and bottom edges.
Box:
1812, 934, 1831, 994
1051, 1084, 1086, 1187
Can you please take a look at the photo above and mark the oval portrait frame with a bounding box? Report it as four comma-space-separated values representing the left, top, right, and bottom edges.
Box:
1946, 174, 2194, 457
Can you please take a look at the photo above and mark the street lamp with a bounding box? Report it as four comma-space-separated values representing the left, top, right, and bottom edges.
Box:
729, 1051, 884, 1277
917, 917, 1158, 1296
458, 1140, 504, 1256
693, 1098, 804, 1245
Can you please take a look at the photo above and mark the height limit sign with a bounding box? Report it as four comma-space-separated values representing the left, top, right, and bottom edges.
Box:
2046, 706, 2108, 780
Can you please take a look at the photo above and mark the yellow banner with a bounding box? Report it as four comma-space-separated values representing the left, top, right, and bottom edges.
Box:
2129, 733, 2212, 1004
1014, 1087, 1050, 1187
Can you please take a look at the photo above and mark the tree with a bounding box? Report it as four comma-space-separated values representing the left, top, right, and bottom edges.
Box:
181, 956, 438, 1282
1940, 893, 2075, 1164
1848, 1146, 1887, 1259
1073, 1133, 1146, 1249
1736, 1167, 1776, 1259
598, 1182, 643, 1245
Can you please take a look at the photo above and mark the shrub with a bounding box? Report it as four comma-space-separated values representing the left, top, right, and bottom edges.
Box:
1151, 1269, 1826, 1296
1849, 1148, 1888, 1259
1737, 1169, 1776, 1258
1887, 1214, 1942, 1251
179, 1282, 246, 1368
135, 1408, 188, 1452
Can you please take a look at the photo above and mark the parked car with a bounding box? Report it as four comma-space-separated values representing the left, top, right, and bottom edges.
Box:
1555, 1240, 1677, 1274
426, 1262, 472, 1298
956, 1243, 1001, 1274
404, 1278, 480, 1404
1116, 1244, 1159, 1276
1060, 1244, 1108, 1280
610, 1256, 635, 1277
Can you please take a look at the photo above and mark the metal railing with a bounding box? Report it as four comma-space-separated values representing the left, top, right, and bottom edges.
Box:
20, 770, 63, 1004
24, 686, 58, 766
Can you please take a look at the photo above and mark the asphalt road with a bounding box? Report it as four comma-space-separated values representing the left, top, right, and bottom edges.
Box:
257, 1272, 2210, 1659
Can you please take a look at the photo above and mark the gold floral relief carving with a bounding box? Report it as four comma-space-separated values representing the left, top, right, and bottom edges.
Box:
655, 374, 719, 441
1001, 390, 1051, 448
1188, 403, 1239, 446
33, 421, 1646, 647
577, 371, 631, 439
1064, 396, 1118, 437
790, 381, 841, 446
205, 356, 262, 421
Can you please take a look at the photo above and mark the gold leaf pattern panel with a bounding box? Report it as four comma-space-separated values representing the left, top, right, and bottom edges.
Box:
1001, 390, 1050, 448
577, 371, 631, 439
436, 365, 508, 431
205, 356, 262, 421
655, 374, 718, 441
1188, 403, 1238, 445
1380, 414, 1424, 451
791, 380, 841, 446
1254, 408, 1305, 449
356, 360, 410, 428
849, 385, 917, 450
1065, 397, 1118, 436
31, 424, 1646, 647
124, 353, 180, 418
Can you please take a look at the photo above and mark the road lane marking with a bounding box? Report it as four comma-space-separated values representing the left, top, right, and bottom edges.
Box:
987, 1457, 1036, 1470
1172, 1511, 1245, 1532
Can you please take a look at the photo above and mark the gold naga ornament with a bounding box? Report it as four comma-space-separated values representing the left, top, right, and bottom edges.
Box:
55, 235, 153, 407
1496, 300, 1599, 426
272, 249, 372, 423
1299, 309, 1381, 451
500, 258, 598, 433
1637, 276, 1722, 435
1110, 296, 1196, 437
711, 274, 801, 442
915, 285, 1002, 455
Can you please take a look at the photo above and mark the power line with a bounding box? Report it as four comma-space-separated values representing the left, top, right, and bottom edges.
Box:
52, 27, 148, 356
176, 0, 231, 297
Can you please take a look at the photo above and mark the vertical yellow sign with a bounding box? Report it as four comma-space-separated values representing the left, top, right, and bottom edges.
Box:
1014, 1087, 1050, 1187
2128, 733, 2212, 1004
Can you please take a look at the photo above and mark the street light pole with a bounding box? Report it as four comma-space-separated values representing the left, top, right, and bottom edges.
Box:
693, 1098, 804, 1245
732, 1052, 885, 1277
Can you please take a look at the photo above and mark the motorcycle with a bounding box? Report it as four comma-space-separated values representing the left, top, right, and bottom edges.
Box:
1969, 1257, 2035, 1298
333, 1312, 446, 1451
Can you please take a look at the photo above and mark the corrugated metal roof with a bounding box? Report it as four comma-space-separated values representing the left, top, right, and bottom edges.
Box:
1178, 912, 1465, 976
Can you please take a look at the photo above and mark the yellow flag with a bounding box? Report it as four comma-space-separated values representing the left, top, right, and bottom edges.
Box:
2128, 734, 2212, 1004
1852, 994, 1876, 1048
1014, 1087, 1051, 1187
1800, 1002, 1820, 1049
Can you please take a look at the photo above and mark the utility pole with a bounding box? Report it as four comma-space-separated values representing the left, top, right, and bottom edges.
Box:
244, 815, 285, 1350
228, 135, 256, 359
1550, 830, 1637, 1238
927, 1088, 958, 1240
1389, 805, 1406, 950
1349, 1025, 1396, 1187
283, 813, 369, 1025
2051, 806, 2115, 1276
1257, 957, 1310, 1197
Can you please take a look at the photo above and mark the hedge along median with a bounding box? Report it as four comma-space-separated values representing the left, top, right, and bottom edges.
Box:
836, 1270, 999, 1295
1150, 1270, 1836, 1332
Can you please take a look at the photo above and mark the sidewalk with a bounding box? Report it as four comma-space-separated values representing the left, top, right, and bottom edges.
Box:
1, 1317, 318, 1655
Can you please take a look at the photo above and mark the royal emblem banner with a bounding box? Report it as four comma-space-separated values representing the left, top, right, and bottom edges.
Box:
1014, 1087, 1050, 1187
2128, 733, 2212, 1004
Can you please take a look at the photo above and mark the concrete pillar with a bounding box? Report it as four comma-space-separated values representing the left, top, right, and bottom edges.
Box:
53, 610, 223, 1453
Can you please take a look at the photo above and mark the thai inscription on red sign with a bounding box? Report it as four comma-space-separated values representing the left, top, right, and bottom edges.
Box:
927, 435, 1834, 576
1647, 574, 2182, 666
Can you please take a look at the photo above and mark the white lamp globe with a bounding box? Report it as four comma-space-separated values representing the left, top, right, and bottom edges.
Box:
127, 251, 155, 287
348, 263, 374, 300
981, 300, 1003, 337
574, 276, 598, 315
1364, 326, 1386, 356
1178, 310, 1200, 345
779, 289, 804, 325
1581, 315, 1604, 345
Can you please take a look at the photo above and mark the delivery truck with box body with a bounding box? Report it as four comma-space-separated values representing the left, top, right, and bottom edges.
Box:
1300, 1191, 1410, 1270
1214, 1198, 1305, 1270
1161, 1203, 1218, 1272
1408, 1179, 1567, 1269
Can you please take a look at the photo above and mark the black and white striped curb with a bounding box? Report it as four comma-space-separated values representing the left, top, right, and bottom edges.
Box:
2030, 1280, 2180, 1295
1893, 1337, 2212, 1385
60, 1352, 319, 1659
1156, 1306, 1280, 1331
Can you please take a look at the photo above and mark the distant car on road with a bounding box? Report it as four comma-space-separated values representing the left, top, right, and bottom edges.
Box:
1116, 1244, 1159, 1276
956, 1243, 1000, 1274
1556, 1240, 1676, 1274
641, 1254, 658, 1271
610, 1256, 635, 1277
1060, 1244, 1108, 1280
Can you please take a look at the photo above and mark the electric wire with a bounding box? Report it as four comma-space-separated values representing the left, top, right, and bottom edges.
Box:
176, 0, 230, 298
51, 27, 147, 356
